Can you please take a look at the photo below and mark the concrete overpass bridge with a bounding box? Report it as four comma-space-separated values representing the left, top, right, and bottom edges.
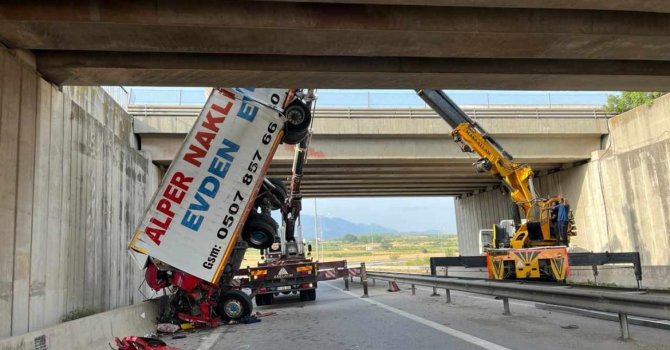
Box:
2, 1, 670, 341
1, 1, 670, 90
132, 104, 609, 197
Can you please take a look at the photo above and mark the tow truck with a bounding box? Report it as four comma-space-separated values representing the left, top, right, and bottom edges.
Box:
237, 93, 358, 306
417, 89, 641, 283
129, 88, 314, 325
237, 116, 320, 305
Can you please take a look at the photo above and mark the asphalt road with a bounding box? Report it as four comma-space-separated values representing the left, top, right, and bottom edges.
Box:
165, 281, 670, 350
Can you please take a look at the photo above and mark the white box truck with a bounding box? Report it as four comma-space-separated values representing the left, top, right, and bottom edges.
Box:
129, 88, 312, 325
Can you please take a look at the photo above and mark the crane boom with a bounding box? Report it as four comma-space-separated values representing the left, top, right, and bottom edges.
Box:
416, 89, 577, 282
415, 89, 538, 220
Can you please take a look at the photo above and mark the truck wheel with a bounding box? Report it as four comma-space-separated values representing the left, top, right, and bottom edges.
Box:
218, 290, 253, 322
242, 213, 277, 250
255, 294, 266, 306
264, 293, 274, 305
299, 289, 316, 302
268, 178, 287, 210
282, 101, 311, 145
283, 127, 309, 145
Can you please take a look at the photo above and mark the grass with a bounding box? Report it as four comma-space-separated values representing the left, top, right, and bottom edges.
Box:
241, 234, 458, 269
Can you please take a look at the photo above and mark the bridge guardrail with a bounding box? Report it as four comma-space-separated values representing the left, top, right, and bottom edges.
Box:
362, 271, 670, 340
128, 105, 612, 120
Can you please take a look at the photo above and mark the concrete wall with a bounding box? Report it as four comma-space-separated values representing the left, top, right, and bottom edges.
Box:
455, 93, 670, 288
0, 47, 158, 338
454, 190, 512, 256
0, 301, 157, 350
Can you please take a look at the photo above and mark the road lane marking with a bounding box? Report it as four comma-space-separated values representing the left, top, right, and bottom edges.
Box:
323, 283, 513, 350
197, 329, 225, 350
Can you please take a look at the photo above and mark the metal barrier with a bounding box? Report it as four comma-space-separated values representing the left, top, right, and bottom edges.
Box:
364, 271, 670, 340
128, 88, 611, 109
429, 252, 643, 288
128, 105, 611, 120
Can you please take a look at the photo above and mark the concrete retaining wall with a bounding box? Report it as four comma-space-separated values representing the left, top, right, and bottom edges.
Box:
0, 301, 157, 350
0, 48, 158, 338
454, 190, 512, 256
454, 93, 670, 288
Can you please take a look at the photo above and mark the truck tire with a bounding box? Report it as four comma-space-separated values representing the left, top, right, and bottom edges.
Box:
282, 101, 311, 145
264, 293, 274, 305
282, 128, 309, 145
218, 290, 253, 322
268, 178, 287, 210
242, 213, 278, 250
255, 294, 265, 306
299, 289, 316, 302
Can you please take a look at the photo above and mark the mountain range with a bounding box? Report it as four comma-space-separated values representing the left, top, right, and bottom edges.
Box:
272, 214, 446, 240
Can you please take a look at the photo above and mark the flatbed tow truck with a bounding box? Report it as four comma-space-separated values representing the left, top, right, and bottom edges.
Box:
236, 92, 359, 306
129, 88, 360, 327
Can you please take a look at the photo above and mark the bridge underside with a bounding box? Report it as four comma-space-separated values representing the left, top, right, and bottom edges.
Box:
135, 107, 606, 197
1, 1, 670, 90
263, 159, 565, 197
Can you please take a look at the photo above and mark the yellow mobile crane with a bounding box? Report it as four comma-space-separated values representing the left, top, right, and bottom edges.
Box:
417, 89, 574, 280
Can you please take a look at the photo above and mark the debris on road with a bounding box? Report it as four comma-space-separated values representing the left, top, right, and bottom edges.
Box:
561, 324, 580, 330
255, 311, 277, 318
157, 323, 180, 334
114, 336, 181, 350
227, 314, 262, 325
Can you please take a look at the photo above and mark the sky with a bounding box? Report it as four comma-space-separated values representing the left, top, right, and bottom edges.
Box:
299, 196, 456, 233
127, 88, 613, 233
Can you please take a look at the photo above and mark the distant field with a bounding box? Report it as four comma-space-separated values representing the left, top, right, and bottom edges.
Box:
241, 234, 458, 270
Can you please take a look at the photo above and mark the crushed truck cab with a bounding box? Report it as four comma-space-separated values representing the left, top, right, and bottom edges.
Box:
129, 88, 312, 325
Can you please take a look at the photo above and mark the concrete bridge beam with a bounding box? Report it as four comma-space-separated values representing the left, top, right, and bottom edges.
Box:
1, 1, 670, 89
134, 111, 606, 196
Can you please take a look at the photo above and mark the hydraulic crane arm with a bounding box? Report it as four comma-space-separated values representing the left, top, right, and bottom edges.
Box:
416, 89, 539, 220
283, 89, 316, 243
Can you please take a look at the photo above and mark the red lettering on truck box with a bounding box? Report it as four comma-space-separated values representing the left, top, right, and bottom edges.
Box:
184, 90, 235, 168
144, 172, 193, 245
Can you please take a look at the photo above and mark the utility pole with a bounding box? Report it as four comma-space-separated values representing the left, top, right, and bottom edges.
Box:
313, 198, 319, 260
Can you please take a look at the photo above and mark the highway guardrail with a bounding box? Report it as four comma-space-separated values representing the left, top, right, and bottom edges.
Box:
364, 271, 670, 340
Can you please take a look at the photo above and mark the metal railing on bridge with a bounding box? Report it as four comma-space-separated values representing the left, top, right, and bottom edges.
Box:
128, 105, 612, 120
128, 88, 612, 109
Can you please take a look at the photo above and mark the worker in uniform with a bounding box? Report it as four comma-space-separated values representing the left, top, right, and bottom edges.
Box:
555, 197, 570, 246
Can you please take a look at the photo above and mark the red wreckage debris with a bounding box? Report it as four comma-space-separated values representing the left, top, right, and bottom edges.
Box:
114, 336, 180, 350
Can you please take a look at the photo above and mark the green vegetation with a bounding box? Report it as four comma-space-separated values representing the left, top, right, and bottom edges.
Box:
605, 92, 666, 114
242, 233, 459, 270
342, 233, 358, 243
